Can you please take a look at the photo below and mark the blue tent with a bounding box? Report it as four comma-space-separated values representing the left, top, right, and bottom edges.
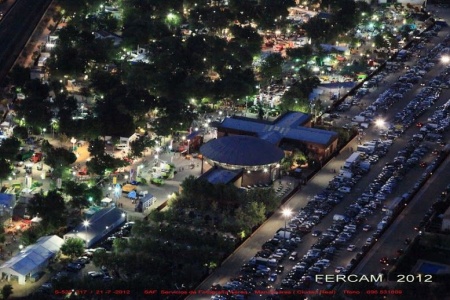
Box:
0, 193, 15, 209
128, 190, 137, 199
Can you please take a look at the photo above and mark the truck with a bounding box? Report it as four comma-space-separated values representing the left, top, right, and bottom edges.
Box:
249, 257, 278, 268
386, 196, 405, 216
31, 152, 43, 163
16, 150, 33, 161
344, 152, 362, 169
357, 145, 373, 154
339, 170, 353, 179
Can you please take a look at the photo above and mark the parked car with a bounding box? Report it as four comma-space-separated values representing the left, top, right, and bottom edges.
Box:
66, 263, 82, 272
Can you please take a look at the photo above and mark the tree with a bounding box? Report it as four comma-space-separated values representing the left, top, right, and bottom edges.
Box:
92, 248, 109, 268
259, 53, 283, 87
1, 284, 13, 300
12, 126, 28, 140
16, 96, 53, 132
286, 44, 314, 62
27, 191, 67, 227
229, 25, 263, 56
302, 17, 333, 44
0, 137, 21, 161
9, 65, 30, 87
63, 181, 90, 210
86, 185, 103, 205
61, 237, 85, 259
129, 136, 155, 158
88, 138, 106, 157
20, 224, 47, 246
373, 33, 389, 49
112, 238, 128, 254
44, 147, 77, 177
0, 159, 12, 184
246, 201, 266, 226
86, 153, 125, 176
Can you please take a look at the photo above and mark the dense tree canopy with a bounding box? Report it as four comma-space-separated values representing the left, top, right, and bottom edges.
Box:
61, 237, 85, 259
0, 159, 12, 184
0, 137, 21, 161
27, 191, 67, 227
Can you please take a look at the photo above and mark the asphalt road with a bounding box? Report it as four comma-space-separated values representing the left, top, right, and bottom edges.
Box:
352, 152, 450, 277
0, 0, 52, 84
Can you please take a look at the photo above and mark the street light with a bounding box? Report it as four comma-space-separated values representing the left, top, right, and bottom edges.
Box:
51, 119, 57, 138
70, 137, 77, 151
282, 208, 292, 240
375, 118, 385, 128
83, 220, 89, 247
441, 55, 450, 64
122, 212, 127, 222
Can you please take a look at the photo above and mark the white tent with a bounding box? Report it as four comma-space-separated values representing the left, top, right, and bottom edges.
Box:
101, 197, 112, 205
31, 216, 42, 224
0, 235, 63, 284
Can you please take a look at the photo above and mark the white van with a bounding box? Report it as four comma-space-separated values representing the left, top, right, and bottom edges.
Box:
115, 144, 128, 150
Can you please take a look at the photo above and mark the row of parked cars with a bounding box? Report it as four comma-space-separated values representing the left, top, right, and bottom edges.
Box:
209, 24, 450, 300
277, 28, 450, 289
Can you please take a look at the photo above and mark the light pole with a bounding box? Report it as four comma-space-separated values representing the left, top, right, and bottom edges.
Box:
375, 118, 385, 130
155, 146, 160, 160
114, 185, 120, 206
83, 220, 89, 247
182, 136, 190, 154
122, 212, 127, 223
70, 137, 77, 151
51, 119, 57, 138
282, 208, 292, 240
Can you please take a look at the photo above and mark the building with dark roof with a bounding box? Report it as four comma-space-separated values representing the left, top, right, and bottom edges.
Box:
200, 136, 284, 186
213, 111, 338, 162
64, 207, 126, 248
199, 168, 243, 186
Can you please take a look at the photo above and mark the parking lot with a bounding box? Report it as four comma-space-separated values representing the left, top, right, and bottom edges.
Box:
195, 15, 450, 300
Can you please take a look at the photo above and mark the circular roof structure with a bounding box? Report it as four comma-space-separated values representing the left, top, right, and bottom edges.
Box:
200, 136, 284, 167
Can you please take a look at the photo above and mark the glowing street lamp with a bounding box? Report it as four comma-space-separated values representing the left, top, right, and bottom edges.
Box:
282, 208, 292, 240
83, 220, 89, 246
375, 118, 385, 128
70, 137, 77, 151
441, 55, 450, 64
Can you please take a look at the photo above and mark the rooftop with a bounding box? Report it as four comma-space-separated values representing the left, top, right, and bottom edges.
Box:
215, 111, 337, 146
200, 136, 284, 167
199, 168, 242, 185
